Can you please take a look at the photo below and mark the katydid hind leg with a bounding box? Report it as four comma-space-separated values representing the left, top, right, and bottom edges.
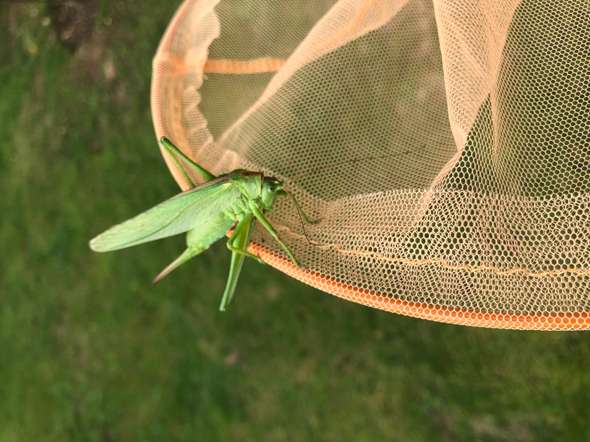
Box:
160, 137, 216, 185
249, 203, 299, 267
219, 216, 253, 311
153, 245, 206, 284
153, 213, 232, 283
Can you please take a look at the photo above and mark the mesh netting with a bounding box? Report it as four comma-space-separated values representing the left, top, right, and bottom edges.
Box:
151, 0, 590, 330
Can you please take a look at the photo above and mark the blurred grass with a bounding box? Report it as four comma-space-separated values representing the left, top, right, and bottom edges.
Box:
1, 2, 590, 441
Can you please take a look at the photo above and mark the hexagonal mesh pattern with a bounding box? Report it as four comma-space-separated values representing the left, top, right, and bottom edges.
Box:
152, 0, 590, 329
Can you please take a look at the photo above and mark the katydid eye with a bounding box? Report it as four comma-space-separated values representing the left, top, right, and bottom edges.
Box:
267, 179, 282, 190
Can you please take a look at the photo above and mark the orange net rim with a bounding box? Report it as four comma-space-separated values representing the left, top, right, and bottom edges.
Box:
247, 242, 590, 331
150, 1, 589, 331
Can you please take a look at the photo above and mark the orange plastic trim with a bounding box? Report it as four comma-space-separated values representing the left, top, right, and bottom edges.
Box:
248, 242, 590, 331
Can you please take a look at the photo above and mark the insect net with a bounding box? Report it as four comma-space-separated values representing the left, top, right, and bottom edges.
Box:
151, 0, 590, 330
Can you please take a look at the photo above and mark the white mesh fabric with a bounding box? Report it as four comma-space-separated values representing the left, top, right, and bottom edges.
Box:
152, 0, 590, 330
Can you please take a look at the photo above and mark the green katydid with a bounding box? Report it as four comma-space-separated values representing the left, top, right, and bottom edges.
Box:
90, 137, 317, 311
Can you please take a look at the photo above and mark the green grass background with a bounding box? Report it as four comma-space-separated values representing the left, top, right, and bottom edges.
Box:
2, 2, 589, 441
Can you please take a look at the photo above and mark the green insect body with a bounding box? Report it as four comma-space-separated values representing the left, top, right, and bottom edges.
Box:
90, 137, 311, 311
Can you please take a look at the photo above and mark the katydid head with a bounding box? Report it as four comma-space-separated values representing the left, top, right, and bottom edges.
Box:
264, 176, 283, 191
261, 176, 284, 210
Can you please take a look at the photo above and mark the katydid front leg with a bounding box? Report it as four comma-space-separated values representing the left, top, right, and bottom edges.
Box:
279, 190, 321, 225
248, 201, 299, 266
